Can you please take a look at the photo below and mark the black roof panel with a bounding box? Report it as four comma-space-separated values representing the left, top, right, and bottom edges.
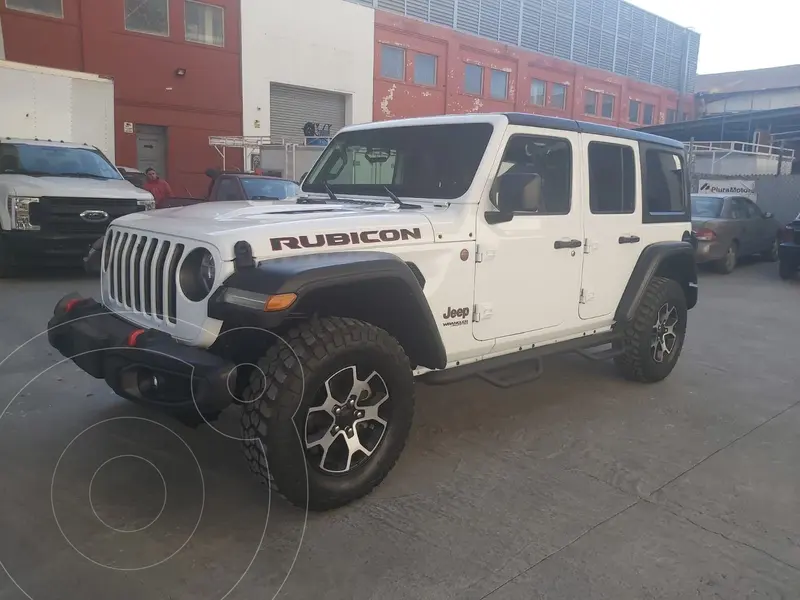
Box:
502, 112, 685, 150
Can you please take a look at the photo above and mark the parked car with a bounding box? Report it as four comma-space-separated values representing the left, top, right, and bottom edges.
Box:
162, 172, 301, 208
691, 194, 780, 274
778, 213, 800, 280
116, 166, 147, 189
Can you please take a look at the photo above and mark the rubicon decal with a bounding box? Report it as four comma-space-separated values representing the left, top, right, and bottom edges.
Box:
270, 228, 423, 251
442, 306, 470, 328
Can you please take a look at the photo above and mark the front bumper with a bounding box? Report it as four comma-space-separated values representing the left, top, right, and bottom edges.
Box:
694, 240, 727, 264
47, 295, 236, 423
2, 230, 101, 257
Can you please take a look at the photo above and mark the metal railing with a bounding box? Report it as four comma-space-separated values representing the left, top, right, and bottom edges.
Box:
208, 135, 333, 171
685, 141, 796, 160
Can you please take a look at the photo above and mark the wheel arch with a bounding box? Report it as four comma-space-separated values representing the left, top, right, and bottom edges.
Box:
209, 251, 447, 370
615, 241, 698, 323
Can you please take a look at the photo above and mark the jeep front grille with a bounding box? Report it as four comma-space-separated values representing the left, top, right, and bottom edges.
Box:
105, 229, 184, 324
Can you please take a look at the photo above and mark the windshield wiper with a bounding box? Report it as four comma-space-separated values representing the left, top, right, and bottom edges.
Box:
54, 172, 111, 180
383, 186, 421, 209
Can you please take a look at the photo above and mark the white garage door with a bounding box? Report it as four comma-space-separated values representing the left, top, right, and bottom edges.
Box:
270, 83, 346, 143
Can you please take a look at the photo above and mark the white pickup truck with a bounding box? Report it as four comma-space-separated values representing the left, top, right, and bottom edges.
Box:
0, 60, 154, 275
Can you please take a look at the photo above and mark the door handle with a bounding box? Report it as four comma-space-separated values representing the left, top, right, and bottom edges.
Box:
618, 235, 641, 244
554, 239, 582, 249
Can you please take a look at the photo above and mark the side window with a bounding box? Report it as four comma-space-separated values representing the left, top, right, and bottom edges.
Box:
744, 199, 763, 218
730, 198, 748, 219
588, 142, 636, 214
643, 148, 687, 217
216, 178, 240, 201
492, 135, 572, 215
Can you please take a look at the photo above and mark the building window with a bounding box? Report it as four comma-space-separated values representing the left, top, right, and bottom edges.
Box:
185, 1, 224, 46
414, 53, 437, 86
681, 112, 690, 122
125, 0, 169, 36
588, 142, 636, 214
490, 69, 508, 100
628, 100, 641, 123
530, 80, 546, 106
380, 45, 405, 81
601, 94, 615, 119
465, 63, 484, 95
5, 0, 62, 17
643, 103, 655, 125
584, 90, 598, 116
666, 109, 678, 123
550, 83, 567, 110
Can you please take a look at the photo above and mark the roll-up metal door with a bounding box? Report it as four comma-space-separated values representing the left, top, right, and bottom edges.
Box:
270, 83, 346, 143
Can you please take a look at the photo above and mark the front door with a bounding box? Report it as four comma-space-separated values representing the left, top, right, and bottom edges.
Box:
579, 135, 643, 320
136, 125, 168, 178
473, 127, 583, 342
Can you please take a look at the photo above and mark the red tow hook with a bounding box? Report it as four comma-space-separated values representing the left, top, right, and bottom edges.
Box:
126, 329, 146, 347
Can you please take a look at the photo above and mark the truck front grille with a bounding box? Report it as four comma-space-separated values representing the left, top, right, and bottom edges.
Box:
33, 197, 143, 234
106, 229, 184, 325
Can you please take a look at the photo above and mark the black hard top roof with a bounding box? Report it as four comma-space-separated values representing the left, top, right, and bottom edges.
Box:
502, 113, 685, 151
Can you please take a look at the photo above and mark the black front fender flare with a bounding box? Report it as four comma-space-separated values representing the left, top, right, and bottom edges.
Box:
209, 251, 447, 370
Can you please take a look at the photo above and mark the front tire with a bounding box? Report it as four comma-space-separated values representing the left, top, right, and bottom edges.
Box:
240, 317, 415, 511
715, 241, 737, 274
762, 238, 779, 262
614, 277, 688, 383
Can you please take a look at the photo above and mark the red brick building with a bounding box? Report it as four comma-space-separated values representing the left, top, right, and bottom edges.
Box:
0, 0, 242, 196
373, 11, 695, 128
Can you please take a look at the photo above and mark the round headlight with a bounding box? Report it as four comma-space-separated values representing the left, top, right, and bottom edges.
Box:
180, 248, 216, 302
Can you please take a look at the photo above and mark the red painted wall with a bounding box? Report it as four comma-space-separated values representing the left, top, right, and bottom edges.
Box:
0, 0, 242, 197
374, 12, 695, 128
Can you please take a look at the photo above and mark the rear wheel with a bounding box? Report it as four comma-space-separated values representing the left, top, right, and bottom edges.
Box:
240, 317, 415, 511
715, 241, 737, 274
614, 277, 688, 383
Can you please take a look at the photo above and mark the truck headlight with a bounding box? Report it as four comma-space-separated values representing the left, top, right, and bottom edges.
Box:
179, 248, 216, 301
8, 196, 40, 231
137, 199, 156, 211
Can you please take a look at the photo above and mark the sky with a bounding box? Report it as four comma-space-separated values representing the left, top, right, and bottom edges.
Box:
627, 0, 800, 74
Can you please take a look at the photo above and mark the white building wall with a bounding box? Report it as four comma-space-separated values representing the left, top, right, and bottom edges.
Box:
704, 88, 800, 115
241, 0, 375, 138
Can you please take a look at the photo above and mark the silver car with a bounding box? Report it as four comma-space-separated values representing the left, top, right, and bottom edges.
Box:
692, 194, 780, 274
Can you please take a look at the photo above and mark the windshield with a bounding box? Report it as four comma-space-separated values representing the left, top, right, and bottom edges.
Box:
0, 143, 122, 180
241, 177, 301, 200
691, 195, 724, 218
302, 123, 494, 200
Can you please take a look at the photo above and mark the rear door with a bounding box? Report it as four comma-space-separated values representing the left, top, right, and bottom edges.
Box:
579, 135, 641, 320
730, 197, 756, 254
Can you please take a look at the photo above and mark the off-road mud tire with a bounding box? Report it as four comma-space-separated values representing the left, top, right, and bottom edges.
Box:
240, 317, 415, 511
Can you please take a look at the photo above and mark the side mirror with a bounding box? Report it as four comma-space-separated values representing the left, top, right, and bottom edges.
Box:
764, 212, 773, 219
485, 210, 514, 224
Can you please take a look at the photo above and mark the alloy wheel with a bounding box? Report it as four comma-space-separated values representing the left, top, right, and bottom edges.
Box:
651, 303, 679, 364
304, 365, 390, 474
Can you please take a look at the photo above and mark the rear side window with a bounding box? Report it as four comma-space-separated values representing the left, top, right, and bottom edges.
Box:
588, 142, 635, 214
642, 146, 689, 223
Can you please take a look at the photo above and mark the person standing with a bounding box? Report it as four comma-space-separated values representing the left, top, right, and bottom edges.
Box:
143, 167, 173, 208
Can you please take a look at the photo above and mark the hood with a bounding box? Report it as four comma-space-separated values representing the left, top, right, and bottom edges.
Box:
113, 199, 441, 260
0, 175, 154, 200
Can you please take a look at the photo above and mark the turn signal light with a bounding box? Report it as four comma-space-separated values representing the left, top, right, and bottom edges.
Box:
780, 226, 794, 243
264, 293, 297, 312
694, 228, 716, 242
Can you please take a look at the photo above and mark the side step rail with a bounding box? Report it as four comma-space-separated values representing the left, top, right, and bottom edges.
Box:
420, 331, 620, 388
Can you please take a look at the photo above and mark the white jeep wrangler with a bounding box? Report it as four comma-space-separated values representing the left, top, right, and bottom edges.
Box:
48, 113, 698, 511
